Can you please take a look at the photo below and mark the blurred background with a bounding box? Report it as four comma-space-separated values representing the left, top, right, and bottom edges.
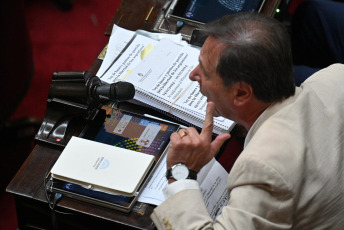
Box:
0, 0, 121, 229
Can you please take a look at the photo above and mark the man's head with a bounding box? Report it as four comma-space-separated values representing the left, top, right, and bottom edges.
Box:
189, 12, 295, 126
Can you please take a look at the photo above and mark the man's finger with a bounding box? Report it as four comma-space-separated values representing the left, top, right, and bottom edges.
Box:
201, 102, 215, 136
210, 133, 231, 156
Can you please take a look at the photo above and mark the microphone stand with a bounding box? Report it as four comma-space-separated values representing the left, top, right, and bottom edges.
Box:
36, 71, 113, 148
48, 71, 102, 113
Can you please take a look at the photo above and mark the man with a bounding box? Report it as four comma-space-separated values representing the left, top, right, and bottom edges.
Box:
150, 12, 344, 229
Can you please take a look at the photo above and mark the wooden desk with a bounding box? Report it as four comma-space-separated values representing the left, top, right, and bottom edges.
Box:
8, 144, 156, 230
7, 0, 280, 229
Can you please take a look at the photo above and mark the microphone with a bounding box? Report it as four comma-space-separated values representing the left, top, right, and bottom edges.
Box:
93, 81, 135, 102
49, 71, 135, 108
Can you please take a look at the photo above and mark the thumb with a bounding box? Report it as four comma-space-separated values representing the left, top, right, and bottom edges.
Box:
210, 133, 231, 156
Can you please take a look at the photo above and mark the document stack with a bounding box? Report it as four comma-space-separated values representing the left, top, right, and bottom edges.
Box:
97, 25, 235, 135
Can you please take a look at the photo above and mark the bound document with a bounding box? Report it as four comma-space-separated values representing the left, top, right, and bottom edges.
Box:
98, 25, 235, 134
47, 108, 179, 212
50, 136, 155, 197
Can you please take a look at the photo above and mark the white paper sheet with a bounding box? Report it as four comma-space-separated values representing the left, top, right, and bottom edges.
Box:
138, 156, 229, 220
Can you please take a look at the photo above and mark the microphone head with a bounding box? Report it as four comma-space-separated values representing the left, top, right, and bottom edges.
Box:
111, 81, 135, 101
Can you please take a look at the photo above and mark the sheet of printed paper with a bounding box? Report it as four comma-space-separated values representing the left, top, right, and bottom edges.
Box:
138, 154, 167, 205
200, 159, 229, 219
97, 24, 183, 78
123, 39, 207, 113
99, 34, 159, 84
97, 25, 136, 78
138, 156, 228, 220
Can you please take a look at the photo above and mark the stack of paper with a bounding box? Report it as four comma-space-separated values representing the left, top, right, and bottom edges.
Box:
97, 25, 235, 134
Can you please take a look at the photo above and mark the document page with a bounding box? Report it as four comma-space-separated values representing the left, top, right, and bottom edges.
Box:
124, 39, 207, 113
97, 24, 183, 79
100, 34, 159, 83
200, 159, 229, 219
97, 25, 135, 77
138, 156, 229, 220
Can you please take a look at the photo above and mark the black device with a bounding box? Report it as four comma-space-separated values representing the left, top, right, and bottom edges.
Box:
48, 71, 135, 109
81, 109, 180, 159
35, 71, 135, 148
190, 28, 207, 47
168, 0, 266, 25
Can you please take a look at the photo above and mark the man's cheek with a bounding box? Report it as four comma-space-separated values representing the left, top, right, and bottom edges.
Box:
199, 88, 206, 97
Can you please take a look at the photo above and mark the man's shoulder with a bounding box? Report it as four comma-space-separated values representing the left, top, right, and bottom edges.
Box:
301, 63, 344, 122
303, 63, 344, 87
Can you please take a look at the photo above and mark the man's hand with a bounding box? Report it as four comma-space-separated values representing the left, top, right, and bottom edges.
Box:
166, 102, 231, 173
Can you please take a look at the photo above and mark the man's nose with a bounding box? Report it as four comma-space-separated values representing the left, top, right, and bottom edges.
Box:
189, 65, 200, 82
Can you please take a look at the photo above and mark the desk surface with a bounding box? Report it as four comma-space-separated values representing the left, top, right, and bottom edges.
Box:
8, 144, 156, 229
7, 0, 280, 229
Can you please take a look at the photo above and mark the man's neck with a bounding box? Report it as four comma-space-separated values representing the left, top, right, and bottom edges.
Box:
240, 100, 272, 131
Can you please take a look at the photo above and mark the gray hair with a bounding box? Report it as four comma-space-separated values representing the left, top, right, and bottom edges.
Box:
201, 12, 295, 102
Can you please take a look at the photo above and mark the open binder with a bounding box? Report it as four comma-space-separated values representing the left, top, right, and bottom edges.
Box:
98, 26, 235, 135
46, 108, 180, 212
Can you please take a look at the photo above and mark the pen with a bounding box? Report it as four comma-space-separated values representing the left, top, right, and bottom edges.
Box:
145, 6, 154, 21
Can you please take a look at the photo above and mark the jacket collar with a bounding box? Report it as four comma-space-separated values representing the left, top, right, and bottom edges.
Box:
244, 87, 301, 148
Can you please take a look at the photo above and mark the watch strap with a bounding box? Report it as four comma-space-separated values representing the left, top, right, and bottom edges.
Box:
186, 168, 197, 180
166, 164, 197, 180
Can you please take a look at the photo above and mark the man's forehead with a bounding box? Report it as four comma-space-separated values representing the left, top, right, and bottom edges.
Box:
200, 37, 224, 68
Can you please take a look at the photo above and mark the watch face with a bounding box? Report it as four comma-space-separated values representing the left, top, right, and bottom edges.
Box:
172, 164, 189, 180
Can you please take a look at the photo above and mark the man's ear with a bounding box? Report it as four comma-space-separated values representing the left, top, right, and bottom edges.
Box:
233, 82, 253, 106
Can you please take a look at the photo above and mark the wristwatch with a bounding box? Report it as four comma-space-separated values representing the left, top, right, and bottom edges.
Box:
166, 163, 197, 180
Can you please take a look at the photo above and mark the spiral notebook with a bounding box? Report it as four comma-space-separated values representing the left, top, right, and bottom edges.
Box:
99, 29, 235, 134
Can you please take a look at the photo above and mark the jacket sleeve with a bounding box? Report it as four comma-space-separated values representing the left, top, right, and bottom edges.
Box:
151, 155, 294, 230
